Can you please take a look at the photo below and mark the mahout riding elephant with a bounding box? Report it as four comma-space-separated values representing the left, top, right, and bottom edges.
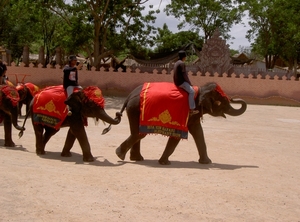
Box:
16, 82, 40, 116
20, 85, 122, 162
115, 82, 247, 165
0, 85, 26, 147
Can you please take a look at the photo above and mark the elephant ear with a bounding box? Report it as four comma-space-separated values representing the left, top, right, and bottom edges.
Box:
198, 83, 217, 113
198, 83, 229, 115
199, 83, 217, 102
65, 90, 85, 111
16, 84, 27, 101
0, 85, 20, 107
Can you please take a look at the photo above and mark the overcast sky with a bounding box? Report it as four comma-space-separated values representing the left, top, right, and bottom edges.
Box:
146, 1, 252, 50
64, 0, 251, 50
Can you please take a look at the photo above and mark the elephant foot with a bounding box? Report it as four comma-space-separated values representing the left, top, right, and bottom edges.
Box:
116, 146, 128, 160
158, 158, 171, 165
36, 150, 46, 155
4, 141, 15, 147
130, 154, 144, 161
199, 157, 212, 164
83, 156, 95, 162
61, 151, 72, 157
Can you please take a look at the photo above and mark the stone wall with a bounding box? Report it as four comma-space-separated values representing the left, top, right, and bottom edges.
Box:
6, 62, 300, 106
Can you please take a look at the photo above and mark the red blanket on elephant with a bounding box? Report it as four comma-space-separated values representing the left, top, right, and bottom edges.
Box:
0, 85, 20, 107
32, 85, 69, 129
25, 82, 40, 96
16, 83, 40, 96
32, 85, 105, 129
0, 85, 20, 123
139, 82, 198, 139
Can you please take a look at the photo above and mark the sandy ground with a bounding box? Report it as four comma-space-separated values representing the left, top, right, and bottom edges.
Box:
0, 97, 300, 222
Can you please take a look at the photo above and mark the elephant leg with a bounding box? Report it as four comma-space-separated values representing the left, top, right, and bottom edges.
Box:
130, 139, 145, 161
189, 123, 212, 164
34, 125, 58, 155
69, 125, 94, 162
34, 124, 46, 154
116, 107, 146, 161
61, 129, 76, 157
3, 115, 14, 147
116, 134, 146, 160
42, 127, 59, 151
158, 137, 181, 165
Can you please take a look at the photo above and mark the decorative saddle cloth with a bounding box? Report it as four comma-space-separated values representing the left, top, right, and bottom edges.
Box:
0, 85, 20, 123
139, 82, 198, 139
16, 83, 40, 96
32, 85, 68, 129
32, 85, 105, 130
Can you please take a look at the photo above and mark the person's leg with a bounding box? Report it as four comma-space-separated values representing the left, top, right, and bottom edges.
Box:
179, 82, 196, 110
66, 86, 76, 116
66, 86, 76, 97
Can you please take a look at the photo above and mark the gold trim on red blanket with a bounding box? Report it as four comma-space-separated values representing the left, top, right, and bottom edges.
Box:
36, 100, 64, 116
139, 82, 192, 139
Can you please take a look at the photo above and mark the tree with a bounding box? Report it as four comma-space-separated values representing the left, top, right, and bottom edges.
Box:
245, 0, 280, 69
153, 23, 203, 53
164, 0, 244, 41
244, 0, 300, 72
44, 0, 158, 69
0, 0, 65, 65
0, 0, 43, 62
272, 0, 300, 75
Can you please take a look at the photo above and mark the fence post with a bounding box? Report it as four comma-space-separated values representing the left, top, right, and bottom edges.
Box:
22, 45, 30, 67
38, 46, 45, 67
55, 47, 62, 67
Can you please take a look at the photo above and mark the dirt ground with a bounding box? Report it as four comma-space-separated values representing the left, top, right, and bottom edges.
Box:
0, 96, 299, 222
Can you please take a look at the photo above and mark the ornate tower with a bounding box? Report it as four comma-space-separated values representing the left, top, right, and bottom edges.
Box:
198, 29, 233, 76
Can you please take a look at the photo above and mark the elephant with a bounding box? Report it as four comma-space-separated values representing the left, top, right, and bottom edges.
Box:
0, 85, 26, 147
16, 82, 40, 116
20, 85, 122, 162
115, 82, 247, 165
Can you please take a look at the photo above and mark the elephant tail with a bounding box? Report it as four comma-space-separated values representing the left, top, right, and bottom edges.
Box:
18, 108, 31, 138
119, 96, 129, 114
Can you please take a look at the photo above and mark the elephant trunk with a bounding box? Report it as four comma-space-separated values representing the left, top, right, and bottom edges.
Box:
11, 106, 26, 131
97, 109, 122, 125
225, 98, 247, 116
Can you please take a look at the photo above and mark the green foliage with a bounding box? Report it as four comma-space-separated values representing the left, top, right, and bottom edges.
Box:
230, 49, 239, 56
153, 23, 203, 53
45, 0, 158, 68
0, 0, 68, 64
244, 0, 300, 70
164, 0, 244, 40
0, 0, 42, 60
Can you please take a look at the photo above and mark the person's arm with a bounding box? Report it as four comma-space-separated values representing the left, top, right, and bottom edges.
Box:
181, 64, 192, 85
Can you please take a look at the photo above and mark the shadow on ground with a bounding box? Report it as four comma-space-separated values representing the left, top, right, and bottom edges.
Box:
120, 159, 259, 170
0, 142, 28, 152
36, 151, 125, 167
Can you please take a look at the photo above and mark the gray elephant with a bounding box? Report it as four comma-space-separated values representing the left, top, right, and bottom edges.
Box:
20, 85, 121, 162
0, 85, 25, 147
16, 82, 40, 116
115, 82, 247, 165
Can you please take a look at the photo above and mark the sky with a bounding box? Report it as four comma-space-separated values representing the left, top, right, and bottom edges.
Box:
64, 0, 252, 50
146, 1, 252, 50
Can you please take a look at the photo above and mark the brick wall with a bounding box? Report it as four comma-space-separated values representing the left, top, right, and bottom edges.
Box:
6, 63, 300, 106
